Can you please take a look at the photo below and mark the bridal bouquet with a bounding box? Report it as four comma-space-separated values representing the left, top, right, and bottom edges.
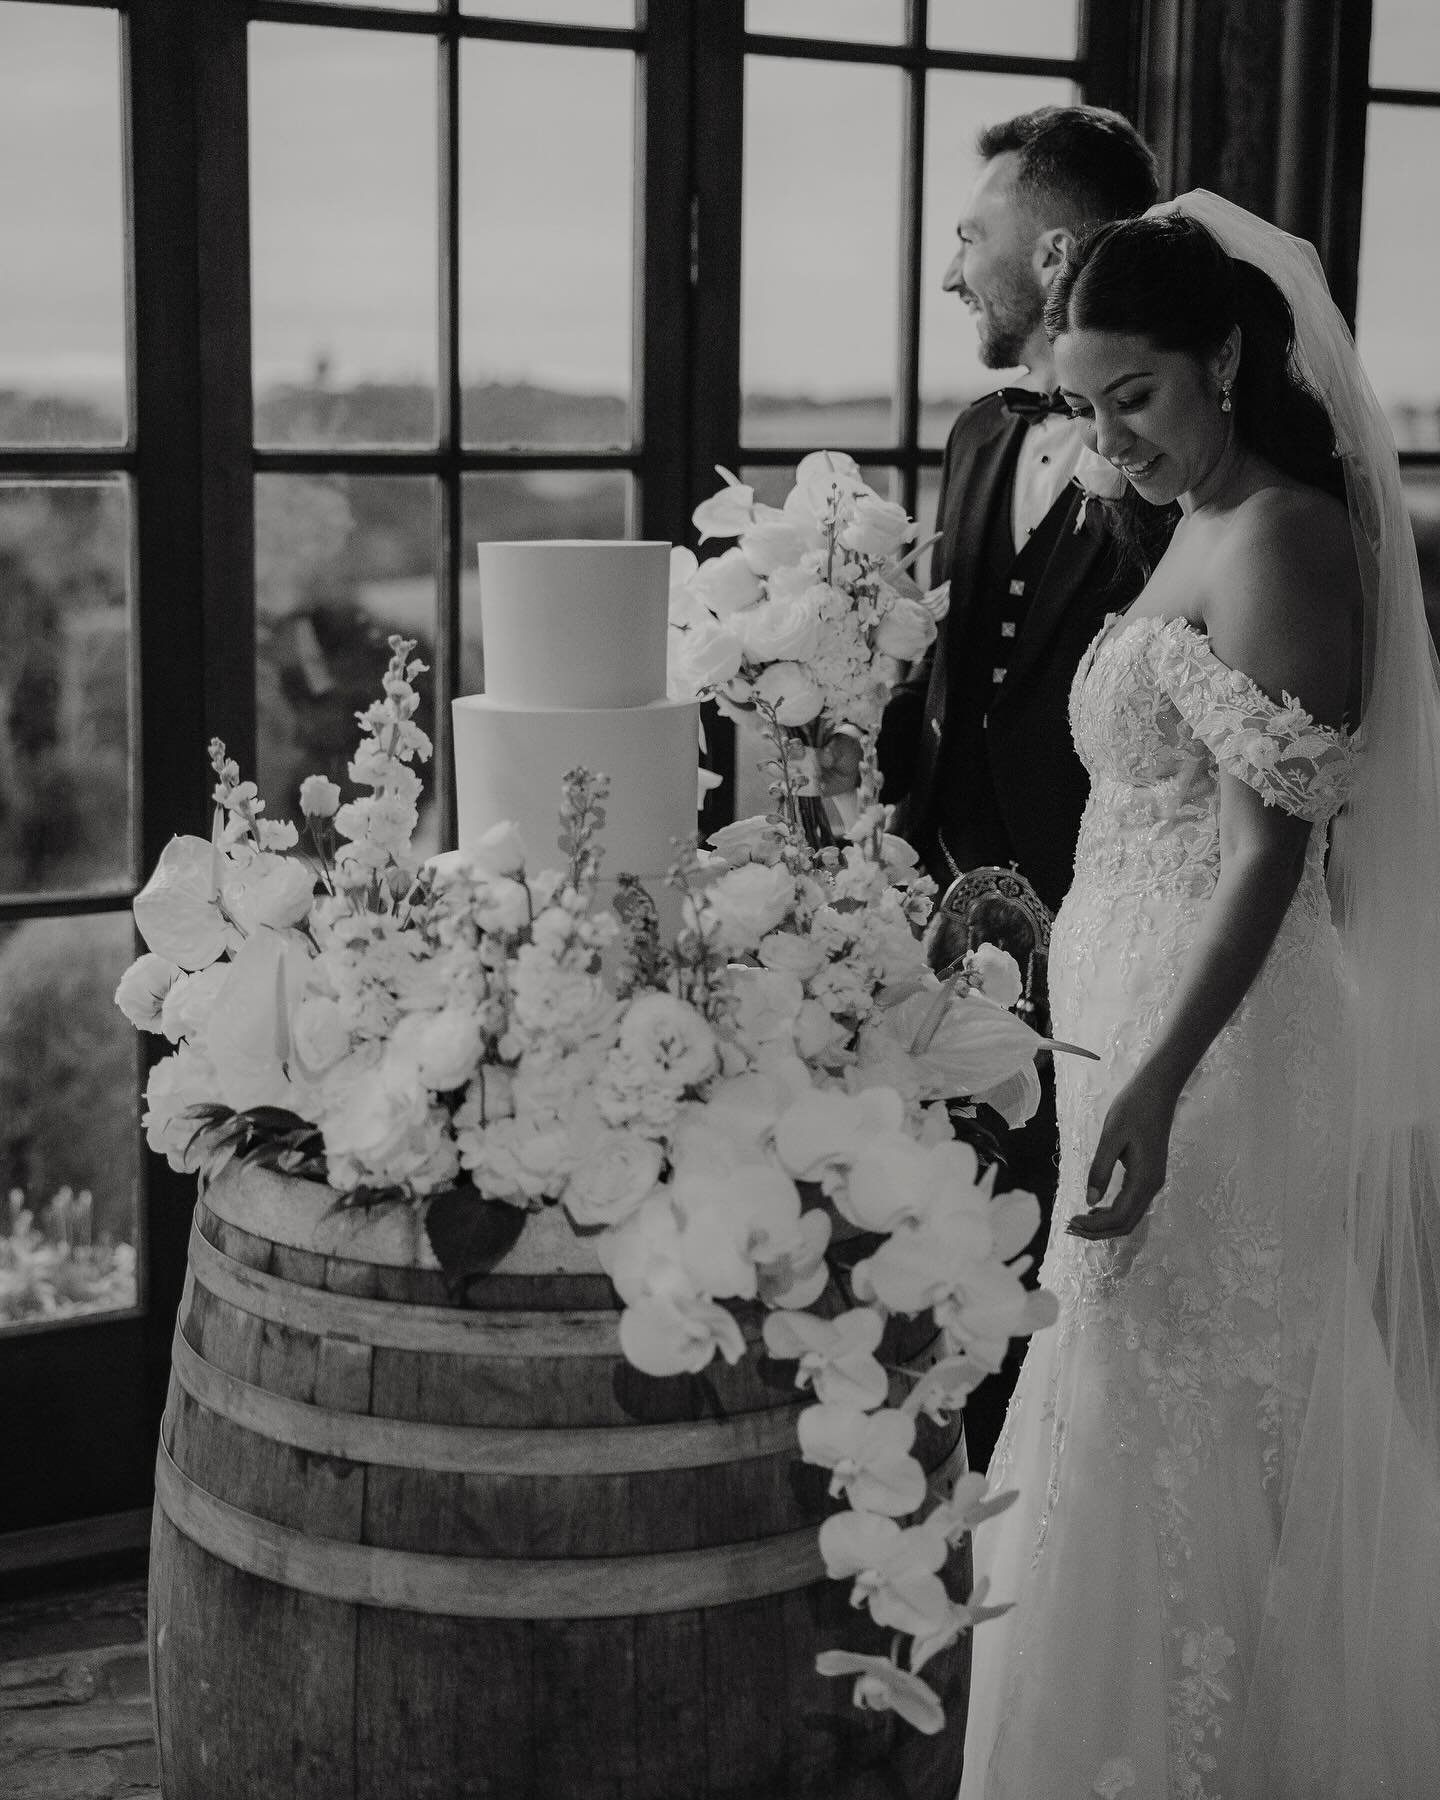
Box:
668, 454, 950, 836
115, 637, 1065, 1733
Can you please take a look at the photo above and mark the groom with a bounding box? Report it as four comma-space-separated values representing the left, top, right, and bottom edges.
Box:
883, 106, 1161, 1466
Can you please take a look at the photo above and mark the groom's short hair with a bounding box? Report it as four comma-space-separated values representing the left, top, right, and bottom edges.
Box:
978, 105, 1159, 230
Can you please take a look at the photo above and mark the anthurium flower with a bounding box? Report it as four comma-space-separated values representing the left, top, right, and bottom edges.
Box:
813, 1652, 945, 1735
858, 984, 1048, 1107
133, 833, 239, 971
763, 1305, 888, 1410
772, 1086, 906, 1181
692, 466, 756, 541
797, 1404, 927, 1516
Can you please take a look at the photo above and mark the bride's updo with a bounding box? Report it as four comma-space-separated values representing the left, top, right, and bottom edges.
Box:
1045, 211, 1345, 502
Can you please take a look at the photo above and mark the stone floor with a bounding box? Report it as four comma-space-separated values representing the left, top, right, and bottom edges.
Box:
0, 1576, 159, 1799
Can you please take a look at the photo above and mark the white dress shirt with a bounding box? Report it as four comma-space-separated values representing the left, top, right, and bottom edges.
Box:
1010, 409, 1085, 553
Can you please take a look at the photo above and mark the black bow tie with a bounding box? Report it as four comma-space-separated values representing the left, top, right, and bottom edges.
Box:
994, 387, 1071, 422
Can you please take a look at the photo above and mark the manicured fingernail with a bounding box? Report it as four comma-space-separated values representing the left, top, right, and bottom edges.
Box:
1085, 1187, 1099, 1206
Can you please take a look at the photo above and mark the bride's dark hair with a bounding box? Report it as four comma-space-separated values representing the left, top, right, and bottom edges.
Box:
1045, 212, 1345, 570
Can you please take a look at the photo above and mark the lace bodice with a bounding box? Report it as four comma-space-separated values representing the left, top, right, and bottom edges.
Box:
1067, 612, 1357, 909
963, 608, 1357, 1800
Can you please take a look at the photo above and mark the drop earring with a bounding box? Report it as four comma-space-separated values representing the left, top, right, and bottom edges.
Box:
1220, 379, 1234, 414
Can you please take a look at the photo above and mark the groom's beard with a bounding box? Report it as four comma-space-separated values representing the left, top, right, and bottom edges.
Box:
975, 266, 1045, 370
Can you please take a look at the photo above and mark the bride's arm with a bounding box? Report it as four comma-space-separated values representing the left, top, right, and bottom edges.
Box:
1070, 493, 1356, 1241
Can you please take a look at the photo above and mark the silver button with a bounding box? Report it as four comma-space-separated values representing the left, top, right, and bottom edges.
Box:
1009, 579, 1025, 596
1001, 621, 1016, 638
992, 667, 1006, 683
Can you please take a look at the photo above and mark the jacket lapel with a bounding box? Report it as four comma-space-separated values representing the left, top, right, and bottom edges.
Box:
993, 485, 1110, 702
937, 409, 1026, 642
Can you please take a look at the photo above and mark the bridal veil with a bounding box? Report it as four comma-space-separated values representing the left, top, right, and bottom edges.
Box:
1155, 191, 1440, 1796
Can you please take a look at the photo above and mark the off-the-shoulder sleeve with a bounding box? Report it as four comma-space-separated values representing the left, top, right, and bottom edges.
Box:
1149, 617, 1356, 821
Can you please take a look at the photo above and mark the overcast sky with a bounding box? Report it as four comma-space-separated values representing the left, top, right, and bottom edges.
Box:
1, 0, 1437, 413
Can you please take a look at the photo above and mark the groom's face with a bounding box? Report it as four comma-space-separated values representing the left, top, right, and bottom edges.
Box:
942, 152, 1047, 370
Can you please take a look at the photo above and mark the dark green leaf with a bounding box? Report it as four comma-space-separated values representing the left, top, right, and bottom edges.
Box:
424, 1185, 529, 1300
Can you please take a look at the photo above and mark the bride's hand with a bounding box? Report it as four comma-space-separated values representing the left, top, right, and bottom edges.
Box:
1067, 1068, 1180, 1240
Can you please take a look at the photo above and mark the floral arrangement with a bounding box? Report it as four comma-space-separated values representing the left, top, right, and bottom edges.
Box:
667, 453, 950, 831
114, 634, 1076, 1731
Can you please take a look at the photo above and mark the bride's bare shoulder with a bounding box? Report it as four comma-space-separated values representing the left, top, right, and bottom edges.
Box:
1203, 486, 1357, 725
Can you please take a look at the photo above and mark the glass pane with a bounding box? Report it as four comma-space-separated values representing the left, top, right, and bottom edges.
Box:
742, 58, 903, 448
460, 471, 632, 688
0, 4, 126, 445
0, 912, 139, 1332
299, 1, 437, 9
1371, 0, 1440, 90
250, 24, 439, 446
255, 475, 442, 858
0, 481, 133, 896
462, 41, 634, 448
746, 0, 905, 44
920, 69, 1076, 446
462, 1, 635, 23
1405, 472, 1440, 657
927, 0, 1078, 59
1357, 107, 1440, 452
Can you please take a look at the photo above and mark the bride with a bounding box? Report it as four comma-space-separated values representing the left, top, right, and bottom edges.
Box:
958, 193, 1440, 1799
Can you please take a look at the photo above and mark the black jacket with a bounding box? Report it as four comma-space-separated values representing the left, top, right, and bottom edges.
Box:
880, 395, 1143, 915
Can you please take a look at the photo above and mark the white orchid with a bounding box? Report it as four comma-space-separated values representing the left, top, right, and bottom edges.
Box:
797, 1404, 927, 1516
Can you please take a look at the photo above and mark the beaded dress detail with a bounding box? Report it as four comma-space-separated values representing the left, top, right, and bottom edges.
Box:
958, 612, 1357, 1800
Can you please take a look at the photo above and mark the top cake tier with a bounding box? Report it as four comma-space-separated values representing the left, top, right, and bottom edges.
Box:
476, 539, 673, 708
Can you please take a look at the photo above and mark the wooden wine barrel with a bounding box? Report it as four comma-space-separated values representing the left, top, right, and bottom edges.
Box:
149, 1165, 970, 1799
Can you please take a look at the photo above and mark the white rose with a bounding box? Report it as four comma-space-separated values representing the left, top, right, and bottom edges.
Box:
874, 593, 937, 661
143, 1044, 223, 1171
225, 854, 316, 934
735, 592, 822, 664
692, 545, 763, 618
320, 1061, 429, 1169
707, 814, 788, 867
298, 775, 342, 819
752, 662, 825, 726
670, 616, 744, 694
563, 1128, 664, 1228
840, 493, 915, 560
114, 952, 183, 1033
159, 964, 230, 1044
968, 944, 1024, 1011
705, 862, 796, 947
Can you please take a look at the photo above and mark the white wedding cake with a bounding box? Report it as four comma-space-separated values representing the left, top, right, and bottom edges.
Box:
452, 541, 701, 914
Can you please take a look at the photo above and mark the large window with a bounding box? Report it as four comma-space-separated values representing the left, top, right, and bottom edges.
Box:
1, 0, 1097, 1539
1356, 0, 1440, 644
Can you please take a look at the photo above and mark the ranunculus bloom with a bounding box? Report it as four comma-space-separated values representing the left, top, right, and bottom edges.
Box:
968, 944, 1024, 1010
298, 774, 342, 819
670, 616, 745, 694
143, 1044, 223, 1172
704, 861, 796, 948
617, 993, 719, 1086
563, 1128, 663, 1229
840, 492, 915, 560
114, 953, 183, 1033
224, 853, 315, 934
751, 661, 825, 726
735, 592, 821, 664
159, 964, 229, 1045
757, 930, 827, 982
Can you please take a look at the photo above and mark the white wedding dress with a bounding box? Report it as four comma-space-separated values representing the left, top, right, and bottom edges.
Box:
959, 609, 1358, 1800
